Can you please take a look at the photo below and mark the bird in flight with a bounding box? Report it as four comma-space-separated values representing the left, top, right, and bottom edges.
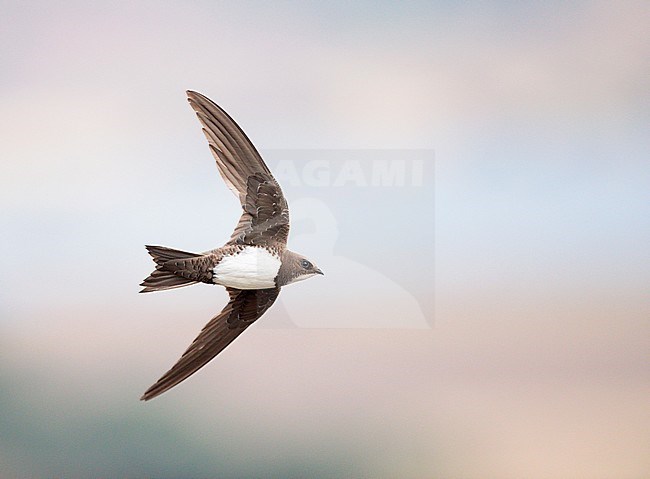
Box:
139, 91, 323, 401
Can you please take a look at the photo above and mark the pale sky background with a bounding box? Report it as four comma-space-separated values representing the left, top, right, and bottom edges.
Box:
1, 1, 649, 478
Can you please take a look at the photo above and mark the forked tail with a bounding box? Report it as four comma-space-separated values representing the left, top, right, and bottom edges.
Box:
140, 245, 203, 293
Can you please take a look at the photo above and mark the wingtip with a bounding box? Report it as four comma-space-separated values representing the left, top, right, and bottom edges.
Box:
140, 385, 157, 401
186, 90, 201, 100
140, 385, 163, 401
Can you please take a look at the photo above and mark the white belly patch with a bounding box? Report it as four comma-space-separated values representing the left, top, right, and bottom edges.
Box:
213, 246, 281, 290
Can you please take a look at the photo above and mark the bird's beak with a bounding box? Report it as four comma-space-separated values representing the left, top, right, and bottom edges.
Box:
315, 268, 324, 275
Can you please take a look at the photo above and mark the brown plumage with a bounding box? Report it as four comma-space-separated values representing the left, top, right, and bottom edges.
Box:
188, 91, 289, 247
140, 246, 210, 292
140, 288, 280, 401
139, 91, 322, 401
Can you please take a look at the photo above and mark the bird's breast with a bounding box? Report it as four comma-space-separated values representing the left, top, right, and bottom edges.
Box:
212, 246, 281, 290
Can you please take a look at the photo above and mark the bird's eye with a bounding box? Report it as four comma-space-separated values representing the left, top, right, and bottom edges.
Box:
301, 259, 312, 269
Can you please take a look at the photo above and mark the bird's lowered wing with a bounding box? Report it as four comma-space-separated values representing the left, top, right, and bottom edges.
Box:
187, 91, 289, 247
140, 287, 280, 401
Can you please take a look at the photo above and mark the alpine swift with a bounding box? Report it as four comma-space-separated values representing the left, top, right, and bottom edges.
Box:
139, 91, 323, 401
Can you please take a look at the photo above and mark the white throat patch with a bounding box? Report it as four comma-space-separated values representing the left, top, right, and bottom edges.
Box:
286, 272, 317, 286
213, 246, 281, 290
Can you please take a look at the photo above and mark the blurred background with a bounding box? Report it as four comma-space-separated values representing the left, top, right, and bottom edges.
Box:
1, 1, 648, 477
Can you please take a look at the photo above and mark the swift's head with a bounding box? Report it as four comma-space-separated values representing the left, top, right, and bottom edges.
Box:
276, 250, 323, 287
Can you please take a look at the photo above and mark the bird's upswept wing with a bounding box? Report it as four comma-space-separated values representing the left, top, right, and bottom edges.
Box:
141, 287, 280, 401
187, 91, 289, 247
